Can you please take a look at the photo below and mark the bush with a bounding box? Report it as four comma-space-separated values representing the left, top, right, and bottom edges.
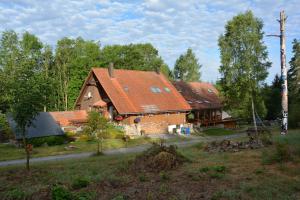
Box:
28, 135, 66, 147
262, 140, 292, 164
4, 188, 26, 200
77, 134, 94, 142
159, 171, 170, 181
289, 103, 300, 128
274, 141, 292, 162
138, 173, 147, 182
106, 123, 125, 139
51, 185, 73, 200
80, 123, 124, 140
71, 177, 90, 189
0, 112, 13, 141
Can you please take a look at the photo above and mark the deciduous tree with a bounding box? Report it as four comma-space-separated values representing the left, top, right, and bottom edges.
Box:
99, 43, 172, 79
9, 32, 51, 171
84, 111, 108, 155
218, 11, 271, 119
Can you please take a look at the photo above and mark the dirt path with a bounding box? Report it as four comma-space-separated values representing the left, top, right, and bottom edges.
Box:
0, 133, 246, 167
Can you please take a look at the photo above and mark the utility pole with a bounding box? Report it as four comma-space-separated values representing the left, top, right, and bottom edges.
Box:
267, 10, 288, 135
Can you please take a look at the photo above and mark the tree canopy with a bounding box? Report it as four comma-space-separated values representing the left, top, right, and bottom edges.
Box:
218, 10, 271, 119
0, 30, 172, 113
0, 31, 51, 170
288, 39, 300, 127
100, 43, 172, 78
173, 48, 201, 82
263, 74, 282, 120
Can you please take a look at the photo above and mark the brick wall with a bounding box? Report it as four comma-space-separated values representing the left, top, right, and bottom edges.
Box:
121, 112, 187, 134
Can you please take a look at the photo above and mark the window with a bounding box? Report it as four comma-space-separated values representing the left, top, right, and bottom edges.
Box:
124, 86, 129, 92
150, 87, 161, 93
164, 87, 171, 92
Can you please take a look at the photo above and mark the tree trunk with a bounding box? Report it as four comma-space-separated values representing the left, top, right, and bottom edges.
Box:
21, 129, 30, 171
97, 139, 100, 155
100, 137, 103, 153
251, 97, 258, 141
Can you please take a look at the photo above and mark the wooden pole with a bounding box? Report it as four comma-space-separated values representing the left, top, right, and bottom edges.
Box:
267, 10, 288, 135
279, 11, 288, 135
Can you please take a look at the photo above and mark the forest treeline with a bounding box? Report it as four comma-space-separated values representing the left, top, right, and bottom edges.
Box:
0, 10, 299, 126
0, 31, 201, 112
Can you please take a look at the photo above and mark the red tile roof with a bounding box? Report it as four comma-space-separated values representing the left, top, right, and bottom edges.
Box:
49, 110, 87, 126
90, 68, 191, 114
172, 81, 222, 110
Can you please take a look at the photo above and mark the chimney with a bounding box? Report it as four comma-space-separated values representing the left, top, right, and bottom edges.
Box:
108, 62, 114, 78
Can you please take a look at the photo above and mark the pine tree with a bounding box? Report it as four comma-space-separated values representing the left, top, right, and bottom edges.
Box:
288, 39, 300, 127
174, 48, 201, 82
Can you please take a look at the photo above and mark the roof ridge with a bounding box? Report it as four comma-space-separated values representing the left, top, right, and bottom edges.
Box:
92, 67, 157, 73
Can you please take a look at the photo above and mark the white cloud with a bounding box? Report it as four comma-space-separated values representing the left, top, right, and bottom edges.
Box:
0, 0, 299, 83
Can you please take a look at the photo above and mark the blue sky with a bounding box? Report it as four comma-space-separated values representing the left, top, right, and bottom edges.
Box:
1, 0, 300, 84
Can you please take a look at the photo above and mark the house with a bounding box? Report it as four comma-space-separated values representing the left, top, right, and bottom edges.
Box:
172, 81, 236, 128
75, 65, 191, 134
7, 110, 87, 139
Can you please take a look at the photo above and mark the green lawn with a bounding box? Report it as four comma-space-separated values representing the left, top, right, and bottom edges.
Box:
0, 135, 189, 161
202, 128, 236, 136
0, 129, 299, 200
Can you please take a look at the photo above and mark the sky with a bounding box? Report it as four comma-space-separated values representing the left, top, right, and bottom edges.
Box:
1, 0, 300, 84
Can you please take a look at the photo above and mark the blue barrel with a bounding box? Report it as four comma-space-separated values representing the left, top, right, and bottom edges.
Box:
186, 127, 190, 135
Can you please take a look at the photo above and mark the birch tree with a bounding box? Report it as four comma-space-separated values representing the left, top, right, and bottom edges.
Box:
218, 11, 271, 119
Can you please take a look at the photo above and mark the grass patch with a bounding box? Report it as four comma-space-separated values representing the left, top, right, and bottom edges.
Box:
262, 130, 300, 164
0, 137, 161, 161
203, 128, 236, 136
0, 129, 299, 199
0, 135, 190, 161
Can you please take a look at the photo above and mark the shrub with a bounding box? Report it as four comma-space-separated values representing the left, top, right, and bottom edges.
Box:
138, 173, 147, 182
71, 177, 90, 189
74, 191, 96, 200
51, 185, 73, 200
199, 167, 210, 173
159, 171, 170, 181
28, 135, 66, 147
106, 123, 125, 139
274, 141, 292, 162
4, 188, 26, 200
0, 112, 13, 141
262, 140, 292, 164
289, 103, 300, 128
77, 134, 94, 142
211, 165, 226, 173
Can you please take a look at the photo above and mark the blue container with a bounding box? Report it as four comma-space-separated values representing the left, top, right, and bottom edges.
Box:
186, 127, 190, 135
181, 127, 185, 134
